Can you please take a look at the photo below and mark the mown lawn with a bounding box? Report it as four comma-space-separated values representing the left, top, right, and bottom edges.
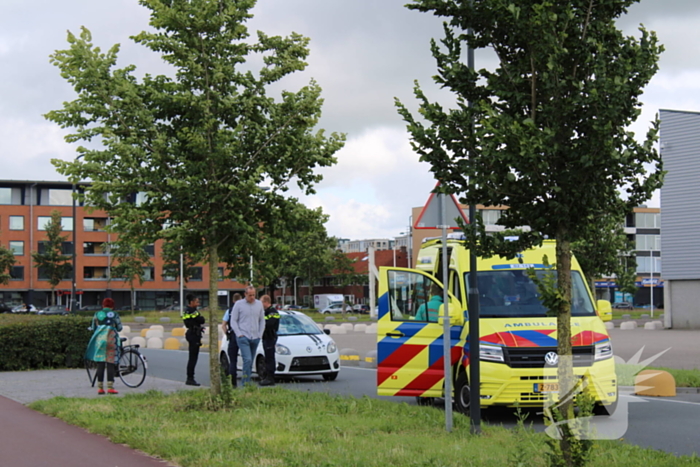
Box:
30, 387, 700, 467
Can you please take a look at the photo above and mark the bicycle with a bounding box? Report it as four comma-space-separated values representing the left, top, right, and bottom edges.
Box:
86, 337, 148, 388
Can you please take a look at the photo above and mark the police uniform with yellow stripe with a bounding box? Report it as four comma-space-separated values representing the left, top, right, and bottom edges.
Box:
183, 304, 205, 385
260, 306, 280, 385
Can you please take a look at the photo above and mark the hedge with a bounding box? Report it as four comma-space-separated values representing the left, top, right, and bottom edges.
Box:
0, 315, 92, 371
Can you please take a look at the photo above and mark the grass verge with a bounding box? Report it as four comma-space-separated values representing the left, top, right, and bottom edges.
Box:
617, 364, 700, 387
30, 388, 699, 467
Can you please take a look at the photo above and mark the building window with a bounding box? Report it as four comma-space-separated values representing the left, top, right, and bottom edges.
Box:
46, 189, 73, 206
144, 244, 155, 257
636, 212, 660, 229
480, 209, 502, 225
142, 267, 155, 281
38, 241, 74, 255
83, 242, 108, 255
9, 216, 24, 230
83, 217, 108, 231
9, 241, 24, 256
0, 187, 11, 204
191, 267, 203, 281
38, 216, 74, 231
636, 234, 660, 251
637, 256, 661, 274
83, 267, 109, 280
10, 266, 24, 281
39, 266, 72, 281
218, 267, 225, 281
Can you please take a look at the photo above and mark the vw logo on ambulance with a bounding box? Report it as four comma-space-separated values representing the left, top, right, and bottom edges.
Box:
544, 351, 559, 366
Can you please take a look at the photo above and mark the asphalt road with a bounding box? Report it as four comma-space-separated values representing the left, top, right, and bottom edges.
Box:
141, 347, 700, 458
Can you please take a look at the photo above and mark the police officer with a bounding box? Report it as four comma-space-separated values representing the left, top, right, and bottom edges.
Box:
259, 295, 280, 386
182, 293, 205, 386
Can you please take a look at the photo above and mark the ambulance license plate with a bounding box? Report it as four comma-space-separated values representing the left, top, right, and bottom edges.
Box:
534, 383, 559, 393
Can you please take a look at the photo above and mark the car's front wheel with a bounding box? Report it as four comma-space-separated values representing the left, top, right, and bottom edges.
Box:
220, 352, 230, 377
454, 372, 470, 415
322, 372, 338, 381
256, 355, 268, 380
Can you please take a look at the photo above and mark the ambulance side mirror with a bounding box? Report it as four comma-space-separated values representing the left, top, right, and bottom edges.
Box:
597, 300, 613, 322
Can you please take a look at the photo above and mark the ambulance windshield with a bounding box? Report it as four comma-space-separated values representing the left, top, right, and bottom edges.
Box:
465, 269, 596, 318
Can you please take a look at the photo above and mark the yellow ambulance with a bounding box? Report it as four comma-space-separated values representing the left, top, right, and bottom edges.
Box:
377, 236, 617, 415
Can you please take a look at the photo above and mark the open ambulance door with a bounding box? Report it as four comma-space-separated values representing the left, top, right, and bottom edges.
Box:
377, 266, 465, 398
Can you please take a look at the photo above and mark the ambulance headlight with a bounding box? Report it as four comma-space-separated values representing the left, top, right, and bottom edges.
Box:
327, 341, 337, 353
594, 342, 613, 361
276, 344, 291, 355
480, 344, 504, 363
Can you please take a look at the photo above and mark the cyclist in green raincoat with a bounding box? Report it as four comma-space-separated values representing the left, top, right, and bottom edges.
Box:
85, 298, 123, 394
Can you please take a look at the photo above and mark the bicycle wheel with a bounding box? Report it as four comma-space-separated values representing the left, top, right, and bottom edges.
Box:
85, 359, 98, 387
117, 349, 147, 388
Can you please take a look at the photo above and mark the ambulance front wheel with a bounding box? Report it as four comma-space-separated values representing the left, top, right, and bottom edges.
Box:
454, 372, 470, 415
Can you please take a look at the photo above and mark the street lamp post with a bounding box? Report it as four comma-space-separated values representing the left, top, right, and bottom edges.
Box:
407, 214, 413, 268
294, 276, 301, 307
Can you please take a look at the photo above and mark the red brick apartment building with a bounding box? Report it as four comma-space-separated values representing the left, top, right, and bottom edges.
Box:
0, 180, 247, 310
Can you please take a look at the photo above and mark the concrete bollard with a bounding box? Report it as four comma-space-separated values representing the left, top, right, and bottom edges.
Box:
363, 350, 378, 368
134, 316, 146, 323
640, 314, 650, 319
621, 314, 631, 320
364, 323, 378, 334
619, 321, 638, 330
354, 323, 368, 333
605, 321, 614, 330
179, 338, 188, 350
145, 329, 163, 339
340, 348, 360, 366
171, 327, 186, 337
159, 317, 171, 323
150, 325, 164, 332
131, 336, 147, 348
164, 337, 180, 350
348, 316, 358, 321
644, 321, 663, 330
341, 323, 354, 332
324, 316, 336, 322
635, 370, 676, 397
147, 337, 163, 349
140, 328, 149, 338
329, 325, 347, 335
121, 325, 131, 334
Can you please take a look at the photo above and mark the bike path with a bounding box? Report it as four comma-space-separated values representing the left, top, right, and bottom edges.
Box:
0, 369, 203, 467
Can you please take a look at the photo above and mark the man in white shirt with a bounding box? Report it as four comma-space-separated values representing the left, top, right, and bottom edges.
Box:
230, 286, 265, 386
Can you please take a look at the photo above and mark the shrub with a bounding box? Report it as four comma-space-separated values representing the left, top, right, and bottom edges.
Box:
0, 315, 92, 370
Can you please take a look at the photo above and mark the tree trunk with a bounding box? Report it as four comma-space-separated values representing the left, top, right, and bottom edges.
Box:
207, 244, 221, 397
555, 234, 575, 466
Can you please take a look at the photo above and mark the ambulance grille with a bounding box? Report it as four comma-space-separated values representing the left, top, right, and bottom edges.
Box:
503, 346, 594, 368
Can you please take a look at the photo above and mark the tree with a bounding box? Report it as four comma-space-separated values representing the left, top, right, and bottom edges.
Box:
47, 0, 344, 397
32, 211, 72, 305
110, 241, 153, 317
0, 239, 16, 285
572, 211, 635, 292
398, 1, 663, 462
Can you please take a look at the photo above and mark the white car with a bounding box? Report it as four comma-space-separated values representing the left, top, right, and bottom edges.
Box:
320, 304, 352, 314
11, 304, 39, 313
220, 310, 340, 381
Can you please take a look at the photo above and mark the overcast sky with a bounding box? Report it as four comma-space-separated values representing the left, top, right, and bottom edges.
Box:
2, 0, 699, 240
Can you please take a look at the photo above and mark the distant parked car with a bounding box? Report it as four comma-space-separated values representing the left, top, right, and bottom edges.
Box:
612, 302, 634, 310
320, 304, 352, 314
80, 305, 103, 312
39, 305, 69, 315
160, 304, 182, 312
282, 305, 303, 311
0, 302, 11, 313
118, 305, 141, 311
353, 304, 370, 314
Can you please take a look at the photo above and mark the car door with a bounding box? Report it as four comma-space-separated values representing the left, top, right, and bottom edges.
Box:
377, 267, 464, 398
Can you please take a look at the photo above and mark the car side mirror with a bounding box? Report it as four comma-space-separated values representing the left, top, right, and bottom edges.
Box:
324, 329, 331, 335
597, 300, 613, 322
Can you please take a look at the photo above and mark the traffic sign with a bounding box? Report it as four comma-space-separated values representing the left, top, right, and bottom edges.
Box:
413, 183, 469, 230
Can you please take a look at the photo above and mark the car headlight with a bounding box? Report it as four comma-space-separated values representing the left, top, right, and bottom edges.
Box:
275, 344, 291, 355
595, 342, 613, 361
327, 341, 337, 354
480, 344, 504, 363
